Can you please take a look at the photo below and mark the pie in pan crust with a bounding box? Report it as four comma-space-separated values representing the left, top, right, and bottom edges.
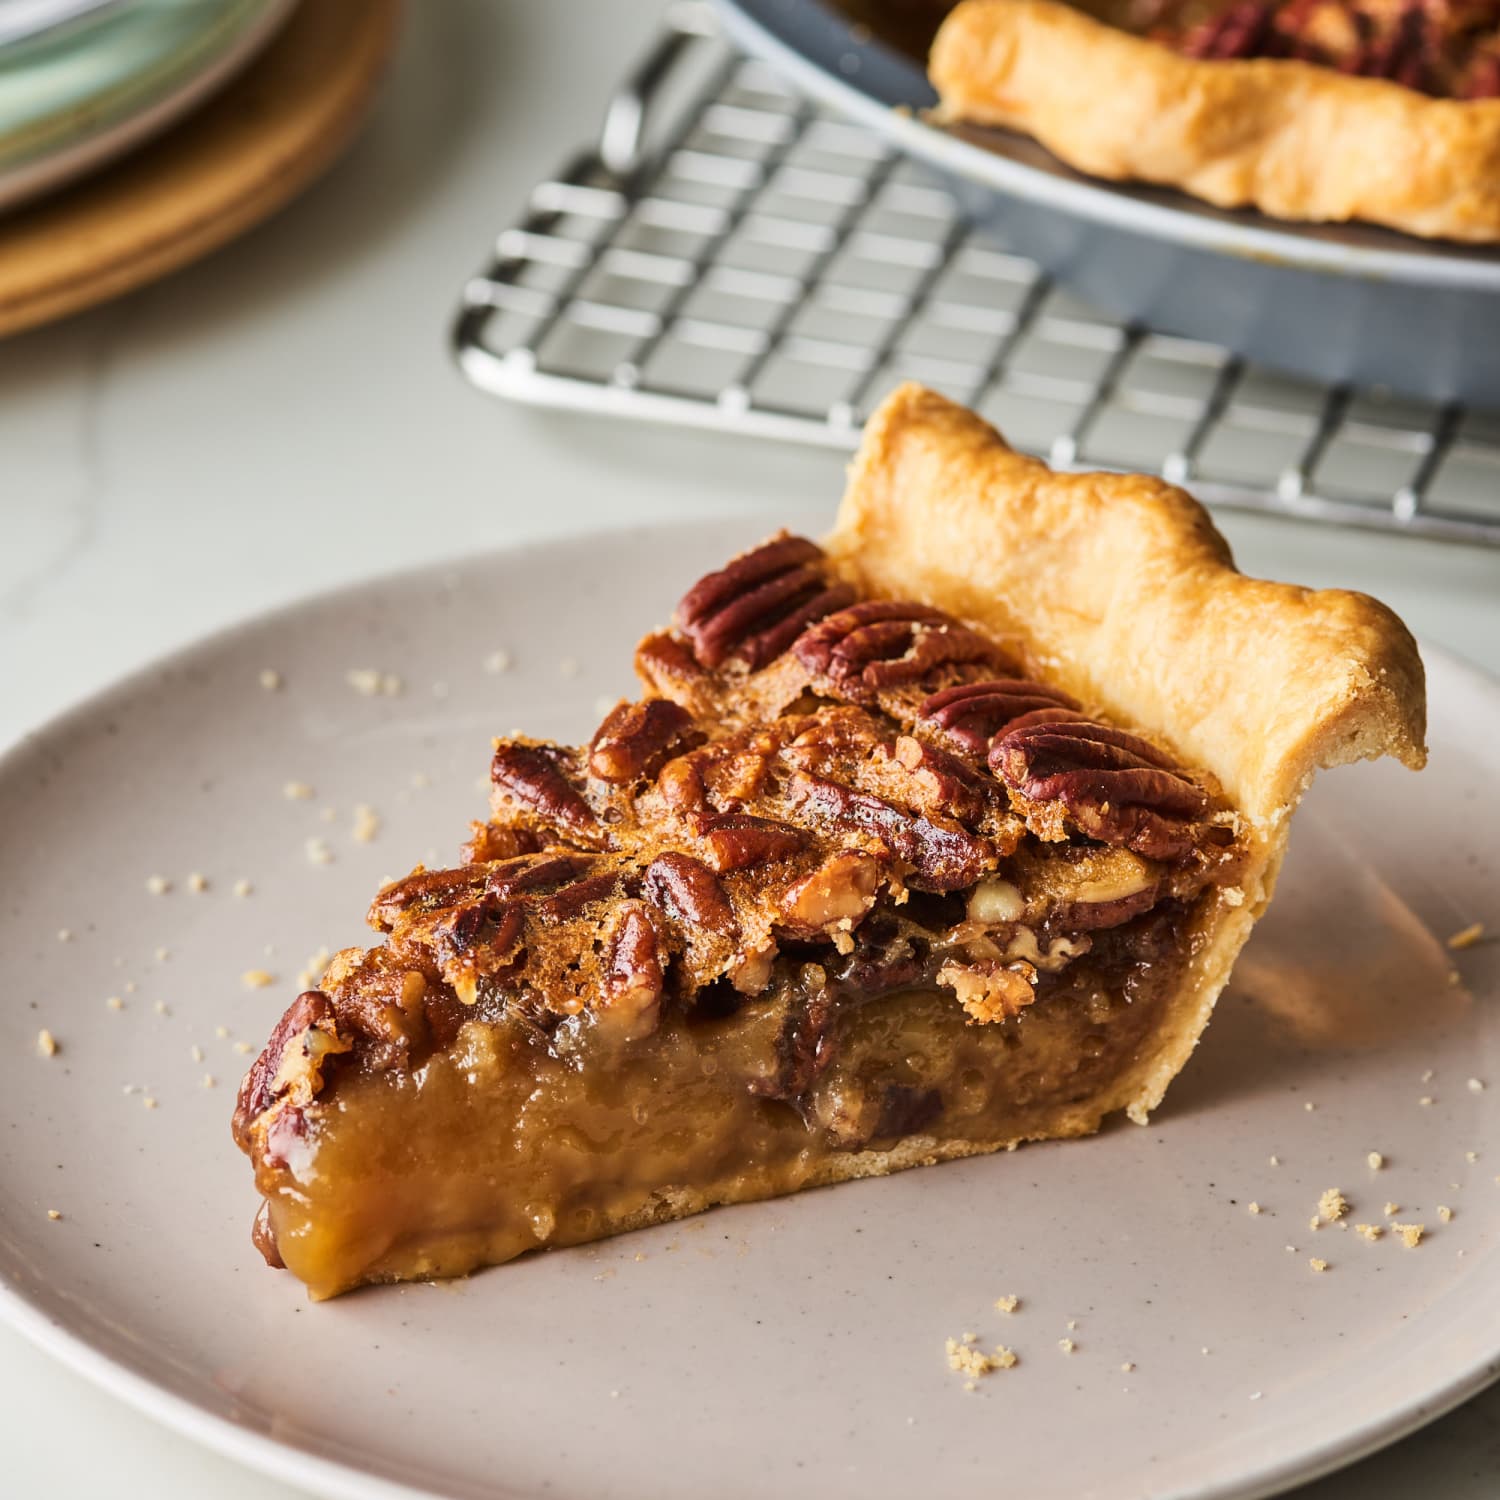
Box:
930, 0, 1500, 241
234, 384, 1425, 1299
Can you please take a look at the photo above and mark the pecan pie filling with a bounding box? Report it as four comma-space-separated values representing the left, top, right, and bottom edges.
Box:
1127, 0, 1500, 96
235, 532, 1249, 1298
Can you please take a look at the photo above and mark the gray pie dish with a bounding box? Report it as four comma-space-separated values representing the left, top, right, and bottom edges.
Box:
713, 0, 1500, 405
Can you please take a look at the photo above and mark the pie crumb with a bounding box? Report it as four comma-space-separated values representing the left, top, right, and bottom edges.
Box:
1309, 1258, 1329, 1272
1384, 1202, 1401, 1216
1308, 1216, 1321, 1231
202, 1074, 216, 1089
143, 1096, 158, 1110
187, 872, 208, 893
36, 1029, 57, 1058
1420, 1069, 1434, 1083
1058, 1338, 1076, 1354
1354, 1224, 1382, 1242
153, 1001, 170, 1017
1438, 1205, 1454, 1223
1366, 1152, 1384, 1170
215, 1025, 230, 1039
1392, 1223, 1425, 1248
190, 1045, 204, 1063
283, 781, 314, 801
1268, 1155, 1280, 1166
993, 1346, 1017, 1369
105, 996, 123, 1011
145, 875, 171, 895
994, 1295, 1019, 1313
1466, 1151, 1479, 1163
57, 929, 71, 942
1304, 1101, 1316, 1112
259, 669, 282, 691
1468, 1078, 1486, 1094
1222, 886, 1244, 907
46, 1209, 61, 1221
1447, 922, 1485, 950
241, 969, 275, 990
559, 657, 581, 678
483, 649, 512, 674
233, 1041, 253, 1055
305, 837, 334, 866
946, 1338, 1001, 1377
233, 879, 253, 898
352, 804, 381, 843
1121, 1361, 1135, 1373
1248, 1202, 1262, 1215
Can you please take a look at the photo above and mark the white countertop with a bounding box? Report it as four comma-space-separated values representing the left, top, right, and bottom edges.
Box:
3, 1, 1499, 1494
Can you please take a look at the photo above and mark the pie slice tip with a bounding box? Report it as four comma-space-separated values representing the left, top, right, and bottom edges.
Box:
234, 381, 1425, 1298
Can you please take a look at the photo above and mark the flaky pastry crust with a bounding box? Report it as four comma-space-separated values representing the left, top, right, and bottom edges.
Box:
827, 383, 1426, 1118
930, 0, 1500, 241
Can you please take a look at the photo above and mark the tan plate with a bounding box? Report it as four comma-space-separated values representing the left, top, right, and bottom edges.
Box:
0, 520, 1496, 1500
0, 0, 401, 339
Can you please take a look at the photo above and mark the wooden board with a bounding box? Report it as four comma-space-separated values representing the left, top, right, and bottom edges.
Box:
0, 0, 401, 338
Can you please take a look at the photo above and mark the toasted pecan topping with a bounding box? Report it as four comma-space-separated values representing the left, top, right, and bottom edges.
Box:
491, 743, 600, 841
674, 533, 855, 671
992, 720, 1209, 862
642, 852, 738, 938
589, 699, 703, 783
794, 600, 1002, 704
919, 679, 1081, 756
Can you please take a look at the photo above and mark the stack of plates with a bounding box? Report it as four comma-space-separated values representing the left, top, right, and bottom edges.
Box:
0, 0, 297, 212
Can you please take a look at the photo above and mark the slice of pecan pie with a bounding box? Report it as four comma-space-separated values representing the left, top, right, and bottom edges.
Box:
930, 0, 1500, 239
234, 384, 1425, 1299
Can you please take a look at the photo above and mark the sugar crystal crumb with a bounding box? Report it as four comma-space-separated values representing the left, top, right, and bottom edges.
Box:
36, 1029, 57, 1058
241, 969, 275, 990
1392, 1223, 1425, 1248
1447, 922, 1485, 950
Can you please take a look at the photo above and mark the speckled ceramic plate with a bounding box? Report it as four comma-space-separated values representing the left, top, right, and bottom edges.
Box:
0, 521, 1497, 1500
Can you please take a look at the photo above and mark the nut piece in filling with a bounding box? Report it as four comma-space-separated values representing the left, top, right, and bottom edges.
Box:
233, 384, 1426, 1299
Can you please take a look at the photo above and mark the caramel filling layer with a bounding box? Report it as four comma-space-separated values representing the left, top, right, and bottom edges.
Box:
257, 935, 1178, 1299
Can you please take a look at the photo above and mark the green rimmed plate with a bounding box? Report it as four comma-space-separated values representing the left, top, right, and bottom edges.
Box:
0, 0, 297, 211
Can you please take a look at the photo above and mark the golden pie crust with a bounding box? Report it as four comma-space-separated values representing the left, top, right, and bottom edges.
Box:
233, 383, 1424, 1298
930, 0, 1500, 241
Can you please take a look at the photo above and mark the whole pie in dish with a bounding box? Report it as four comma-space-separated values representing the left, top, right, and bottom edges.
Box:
234, 384, 1425, 1299
930, 0, 1500, 240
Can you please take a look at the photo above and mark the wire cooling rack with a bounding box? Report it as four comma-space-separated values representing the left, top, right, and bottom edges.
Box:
454, 2, 1500, 546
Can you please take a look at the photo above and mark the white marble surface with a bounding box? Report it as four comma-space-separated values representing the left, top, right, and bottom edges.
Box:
2, 1, 1498, 1494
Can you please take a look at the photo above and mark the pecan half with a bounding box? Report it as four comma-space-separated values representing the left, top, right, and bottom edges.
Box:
485, 853, 597, 898
674, 534, 855, 671
885, 735, 994, 825
794, 601, 1000, 703
700, 811, 808, 872
991, 720, 1208, 862
598, 904, 664, 1038
490, 743, 599, 839
588, 698, 703, 783
787, 771, 989, 891
643, 852, 738, 938
918, 678, 1081, 756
